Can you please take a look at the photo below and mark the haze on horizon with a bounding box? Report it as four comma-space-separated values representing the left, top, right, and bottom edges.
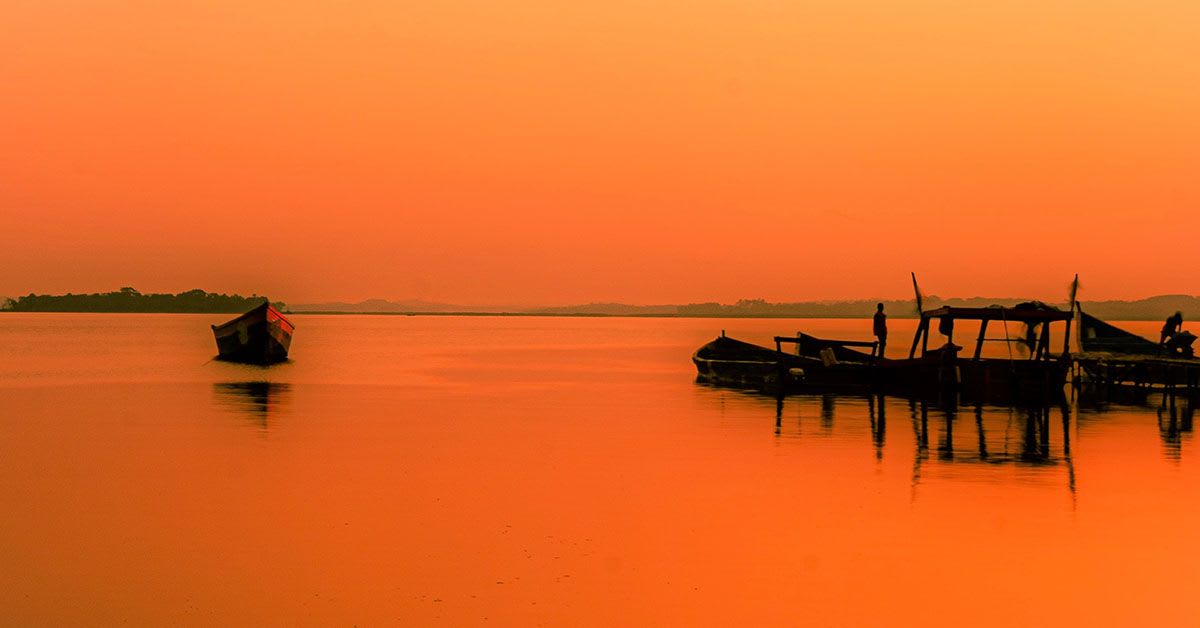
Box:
3, 1, 1197, 306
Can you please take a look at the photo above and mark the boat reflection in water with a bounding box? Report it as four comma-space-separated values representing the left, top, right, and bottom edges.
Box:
1157, 395, 1196, 462
771, 392, 1079, 499
907, 399, 1077, 501
1076, 388, 1197, 462
213, 381, 292, 431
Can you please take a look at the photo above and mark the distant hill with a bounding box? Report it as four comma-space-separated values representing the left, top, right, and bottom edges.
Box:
290, 299, 513, 313
526, 302, 679, 316
1080, 295, 1200, 321
286, 295, 1200, 321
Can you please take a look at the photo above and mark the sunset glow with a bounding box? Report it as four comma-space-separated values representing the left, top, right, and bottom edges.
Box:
4, 1, 1197, 303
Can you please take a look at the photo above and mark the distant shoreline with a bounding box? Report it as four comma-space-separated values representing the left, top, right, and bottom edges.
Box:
5, 289, 1197, 321
0, 309, 1178, 321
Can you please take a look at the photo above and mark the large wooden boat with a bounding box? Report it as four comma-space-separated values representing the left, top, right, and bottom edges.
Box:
694, 303, 1074, 401
895, 303, 1073, 399
211, 302, 295, 364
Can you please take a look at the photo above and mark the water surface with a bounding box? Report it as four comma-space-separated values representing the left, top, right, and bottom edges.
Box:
1, 314, 1196, 625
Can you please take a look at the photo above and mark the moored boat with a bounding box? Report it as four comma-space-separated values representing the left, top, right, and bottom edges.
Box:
693, 332, 882, 392
694, 302, 1074, 401
1076, 306, 1197, 358
212, 302, 295, 364
692, 334, 807, 391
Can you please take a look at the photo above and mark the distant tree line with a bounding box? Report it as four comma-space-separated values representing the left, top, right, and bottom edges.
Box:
0, 288, 284, 313
673, 296, 1200, 320
676, 298, 928, 318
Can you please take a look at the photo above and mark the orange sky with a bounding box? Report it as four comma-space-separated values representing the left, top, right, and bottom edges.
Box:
2, 0, 1197, 305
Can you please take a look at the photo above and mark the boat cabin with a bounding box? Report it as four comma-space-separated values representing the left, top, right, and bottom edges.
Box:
908, 304, 1074, 362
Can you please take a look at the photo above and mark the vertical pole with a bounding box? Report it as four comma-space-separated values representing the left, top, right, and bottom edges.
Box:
909, 317, 927, 359
1035, 322, 1051, 361
974, 319, 989, 360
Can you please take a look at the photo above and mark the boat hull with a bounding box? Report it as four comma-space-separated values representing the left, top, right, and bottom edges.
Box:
885, 357, 1070, 402
693, 335, 1068, 401
212, 303, 294, 364
692, 335, 874, 393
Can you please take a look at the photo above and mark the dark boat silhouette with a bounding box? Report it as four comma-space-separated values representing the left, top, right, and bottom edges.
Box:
694, 303, 1074, 401
693, 332, 877, 392
211, 302, 295, 364
1077, 306, 1196, 358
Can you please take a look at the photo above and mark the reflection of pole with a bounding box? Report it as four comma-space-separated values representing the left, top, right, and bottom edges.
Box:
775, 395, 783, 436
910, 400, 928, 502
1061, 401, 1077, 503
1040, 406, 1050, 456
919, 401, 929, 448
938, 403, 956, 460
1158, 395, 1183, 462
1020, 407, 1043, 461
821, 395, 835, 430
974, 404, 988, 459
874, 395, 887, 460
868, 395, 876, 434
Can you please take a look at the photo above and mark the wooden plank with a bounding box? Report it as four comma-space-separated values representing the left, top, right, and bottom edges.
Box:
774, 336, 876, 348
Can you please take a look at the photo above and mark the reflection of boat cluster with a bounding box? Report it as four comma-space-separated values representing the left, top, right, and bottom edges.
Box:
762, 389, 1197, 498
766, 393, 1080, 497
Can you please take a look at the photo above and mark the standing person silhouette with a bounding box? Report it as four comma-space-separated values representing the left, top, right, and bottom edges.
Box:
1161, 311, 1183, 345
873, 303, 888, 358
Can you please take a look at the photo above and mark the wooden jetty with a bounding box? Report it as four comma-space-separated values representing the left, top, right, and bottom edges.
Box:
1071, 306, 1200, 395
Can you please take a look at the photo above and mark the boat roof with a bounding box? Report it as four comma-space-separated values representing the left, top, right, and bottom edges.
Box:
920, 304, 1071, 323
212, 301, 293, 331
1076, 309, 1163, 356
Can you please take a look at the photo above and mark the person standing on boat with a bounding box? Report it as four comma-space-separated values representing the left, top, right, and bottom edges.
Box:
873, 303, 888, 358
1161, 311, 1184, 345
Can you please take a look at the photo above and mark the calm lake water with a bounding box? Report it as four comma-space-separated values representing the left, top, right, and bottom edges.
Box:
1, 314, 1197, 626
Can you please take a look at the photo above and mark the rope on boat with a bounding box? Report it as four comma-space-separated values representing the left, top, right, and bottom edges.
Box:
1001, 310, 1014, 361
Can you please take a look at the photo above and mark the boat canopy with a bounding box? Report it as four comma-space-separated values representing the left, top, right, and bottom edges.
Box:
919, 304, 1072, 323
1076, 309, 1162, 356
910, 302, 1073, 361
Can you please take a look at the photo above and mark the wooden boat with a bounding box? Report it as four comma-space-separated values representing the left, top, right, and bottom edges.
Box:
211, 302, 295, 364
693, 334, 806, 391
693, 332, 881, 392
1077, 307, 1196, 358
1077, 309, 1163, 355
895, 303, 1073, 400
694, 303, 1074, 401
